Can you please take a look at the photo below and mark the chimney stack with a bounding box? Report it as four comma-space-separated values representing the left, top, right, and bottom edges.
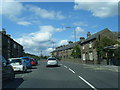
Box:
7, 34, 11, 37
2, 28, 6, 34
87, 32, 91, 37
80, 37, 85, 42
68, 41, 73, 44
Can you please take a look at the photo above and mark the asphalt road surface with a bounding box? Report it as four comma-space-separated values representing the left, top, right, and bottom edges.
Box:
2, 60, 119, 89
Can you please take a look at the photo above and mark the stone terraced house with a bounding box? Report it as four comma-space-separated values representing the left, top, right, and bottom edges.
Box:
51, 41, 80, 60
0, 28, 24, 60
51, 28, 119, 65
80, 28, 119, 64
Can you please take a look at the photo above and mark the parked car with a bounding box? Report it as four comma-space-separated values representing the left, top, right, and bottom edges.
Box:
34, 59, 38, 65
1, 56, 15, 81
46, 57, 58, 67
30, 58, 36, 66
8, 58, 27, 72
20, 57, 32, 69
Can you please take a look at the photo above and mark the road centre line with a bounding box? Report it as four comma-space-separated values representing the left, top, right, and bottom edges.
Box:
62, 64, 97, 89
64, 65, 68, 68
78, 76, 97, 90
68, 68, 75, 74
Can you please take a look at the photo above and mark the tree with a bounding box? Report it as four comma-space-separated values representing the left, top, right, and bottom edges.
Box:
94, 36, 120, 64
71, 45, 81, 58
23, 53, 40, 60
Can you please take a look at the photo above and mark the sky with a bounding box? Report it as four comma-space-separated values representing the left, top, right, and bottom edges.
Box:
0, 0, 119, 56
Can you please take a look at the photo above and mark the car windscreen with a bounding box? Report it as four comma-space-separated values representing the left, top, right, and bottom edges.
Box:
10, 59, 22, 63
48, 58, 56, 60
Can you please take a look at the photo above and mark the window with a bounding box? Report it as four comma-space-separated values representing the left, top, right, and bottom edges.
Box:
14, 43, 16, 48
82, 45, 85, 50
10, 59, 22, 63
89, 41, 92, 48
48, 58, 56, 60
89, 52, 93, 60
8, 39, 10, 49
82, 54, 86, 60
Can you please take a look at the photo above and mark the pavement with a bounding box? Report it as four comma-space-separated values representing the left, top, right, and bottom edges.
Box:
82, 64, 119, 72
2, 60, 119, 89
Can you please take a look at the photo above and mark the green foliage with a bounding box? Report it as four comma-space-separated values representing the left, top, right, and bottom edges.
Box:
40, 55, 50, 59
94, 36, 120, 59
71, 44, 81, 58
23, 53, 40, 60
114, 48, 120, 59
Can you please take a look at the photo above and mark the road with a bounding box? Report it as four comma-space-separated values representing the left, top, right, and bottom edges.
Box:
2, 60, 119, 89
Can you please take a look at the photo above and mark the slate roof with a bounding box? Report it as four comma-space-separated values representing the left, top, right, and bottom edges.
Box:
52, 41, 80, 52
81, 28, 111, 44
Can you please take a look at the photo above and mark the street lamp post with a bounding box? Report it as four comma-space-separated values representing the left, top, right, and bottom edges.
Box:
65, 26, 76, 42
51, 40, 55, 50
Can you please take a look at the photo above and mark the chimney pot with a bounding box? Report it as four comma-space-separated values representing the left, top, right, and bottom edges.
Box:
87, 32, 91, 37
2, 28, 6, 34
80, 37, 85, 42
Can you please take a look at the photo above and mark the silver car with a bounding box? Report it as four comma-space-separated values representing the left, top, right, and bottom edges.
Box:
46, 57, 58, 67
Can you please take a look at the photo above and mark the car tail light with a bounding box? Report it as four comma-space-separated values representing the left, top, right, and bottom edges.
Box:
31, 61, 34, 64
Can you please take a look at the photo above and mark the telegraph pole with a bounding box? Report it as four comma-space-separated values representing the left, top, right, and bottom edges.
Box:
65, 26, 76, 42
41, 50, 42, 57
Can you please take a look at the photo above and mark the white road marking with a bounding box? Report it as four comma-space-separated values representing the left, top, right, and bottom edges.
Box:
68, 68, 75, 74
64, 65, 68, 68
78, 76, 97, 90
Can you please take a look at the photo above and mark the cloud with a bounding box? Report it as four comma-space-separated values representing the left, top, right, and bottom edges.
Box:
46, 48, 54, 56
58, 40, 68, 46
75, 27, 84, 33
73, 21, 88, 26
71, 27, 85, 39
26, 5, 65, 20
74, 2, 118, 18
1, 1, 65, 26
17, 21, 32, 26
0, 1, 24, 16
15, 25, 68, 56
39, 25, 65, 33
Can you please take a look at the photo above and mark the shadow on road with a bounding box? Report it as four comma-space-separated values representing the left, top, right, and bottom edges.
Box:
31, 67, 37, 69
15, 70, 32, 74
2, 78, 24, 89
46, 65, 61, 68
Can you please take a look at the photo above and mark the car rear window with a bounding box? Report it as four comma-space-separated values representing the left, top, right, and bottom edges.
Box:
48, 58, 56, 60
10, 59, 21, 63
22, 58, 29, 61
